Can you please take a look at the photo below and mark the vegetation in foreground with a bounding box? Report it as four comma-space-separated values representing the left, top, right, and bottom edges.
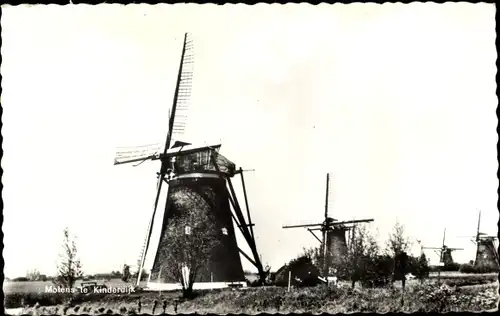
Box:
6, 219, 498, 314
8, 280, 499, 314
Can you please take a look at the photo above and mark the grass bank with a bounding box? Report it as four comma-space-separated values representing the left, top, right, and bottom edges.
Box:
8, 281, 499, 314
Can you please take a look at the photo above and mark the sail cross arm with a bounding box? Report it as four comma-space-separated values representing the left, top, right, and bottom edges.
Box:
114, 144, 162, 165
283, 223, 323, 229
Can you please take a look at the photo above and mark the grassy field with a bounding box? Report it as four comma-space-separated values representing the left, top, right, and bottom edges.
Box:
429, 271, 498, 278
4, 274, 499, 314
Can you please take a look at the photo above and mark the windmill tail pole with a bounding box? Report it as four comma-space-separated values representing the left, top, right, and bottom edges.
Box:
322, 227, 328, 277
239, 167, 255, 240
136, 175, 165, 287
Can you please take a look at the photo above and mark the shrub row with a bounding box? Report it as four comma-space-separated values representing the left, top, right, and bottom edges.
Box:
332, 253, 430, 288
459, 262, 500, 274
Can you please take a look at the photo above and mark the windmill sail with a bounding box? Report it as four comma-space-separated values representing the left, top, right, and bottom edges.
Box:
165, 33, 194, 152
136, 33, 194, 285
113, 33, 194, 166
325, 173, 335, 218
114, 143, 162, 165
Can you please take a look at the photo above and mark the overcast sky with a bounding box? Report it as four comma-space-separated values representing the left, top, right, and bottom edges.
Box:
2, 3, 497, 278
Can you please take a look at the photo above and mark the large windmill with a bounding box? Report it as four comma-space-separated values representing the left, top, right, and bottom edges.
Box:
282, 173, 374, 277
457, 211, 499, 267
422, 228, 463, 267
114, 33, 265, 290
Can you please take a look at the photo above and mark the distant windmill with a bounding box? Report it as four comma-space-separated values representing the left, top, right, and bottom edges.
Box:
457, 211, 499, 267
421, 228, 463, 284
282, 173, 374, 277
114, 33, 265, 289
423, 228, 463, 266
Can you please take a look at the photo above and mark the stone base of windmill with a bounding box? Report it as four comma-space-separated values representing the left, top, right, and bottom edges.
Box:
144, 266, 248, 291
145, 281, 247, 291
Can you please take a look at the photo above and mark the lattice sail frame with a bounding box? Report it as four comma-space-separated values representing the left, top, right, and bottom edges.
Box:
114, 143, 162, 165
170, 33, 194, 144
113, 33, 194, 165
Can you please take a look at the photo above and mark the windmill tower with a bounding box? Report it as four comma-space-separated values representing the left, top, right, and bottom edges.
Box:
423, 228, 463, 267
114, 33, 265, 290
458, 211, 499, 267
282, 173, 374, 277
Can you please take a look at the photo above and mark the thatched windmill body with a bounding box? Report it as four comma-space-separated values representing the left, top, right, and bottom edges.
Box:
422, 228, 463, 266
282, 173, 374, 277
114, 33, 265, 290
458, 211, 499, 267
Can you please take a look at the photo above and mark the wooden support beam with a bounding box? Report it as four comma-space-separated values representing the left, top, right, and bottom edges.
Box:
223, 175, 259, 263
238, 223, 255, 228
238, 247, 257, 268
227, 179, 258, 250
227, 177, 264, 276
308, 228, 322, 244
208, 151, 264, 278
234, 168, 255, 175
228, 202, 246, 239
239, 167, 255, 240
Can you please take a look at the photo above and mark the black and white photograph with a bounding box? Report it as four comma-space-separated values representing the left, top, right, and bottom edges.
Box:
1, 3, 498, 314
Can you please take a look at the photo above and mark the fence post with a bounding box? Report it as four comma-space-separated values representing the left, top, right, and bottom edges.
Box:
287, 271, 291, 292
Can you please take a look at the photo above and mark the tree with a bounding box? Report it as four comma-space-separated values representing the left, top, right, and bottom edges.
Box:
385, 220, 412, 257
412, 252, 430, 282
26, 269, 41, 281
384, 221, 413, 290
122, 264, 131, 283
161, 197, 221, 298
53, 227, 83, 290
301, 246, 322, 267
336, 224, 381, 288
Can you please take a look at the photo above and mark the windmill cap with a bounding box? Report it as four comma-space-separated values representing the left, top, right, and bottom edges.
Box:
171, 141, 192, 149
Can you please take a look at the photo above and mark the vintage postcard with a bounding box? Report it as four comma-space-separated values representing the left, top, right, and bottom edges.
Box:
1, 3, 498, 315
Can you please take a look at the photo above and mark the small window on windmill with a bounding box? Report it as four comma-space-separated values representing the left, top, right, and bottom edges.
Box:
221, 227, 228, 235
185, 226, 192, 235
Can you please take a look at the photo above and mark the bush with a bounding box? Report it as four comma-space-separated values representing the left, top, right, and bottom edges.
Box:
442, 262, 461, 271
408, 254, 430, 281
273, 255, 321, 287
415, 284, 458, 312
460, 262, 500, 274
413, 283, 499, 312
361, 256, 390, 287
